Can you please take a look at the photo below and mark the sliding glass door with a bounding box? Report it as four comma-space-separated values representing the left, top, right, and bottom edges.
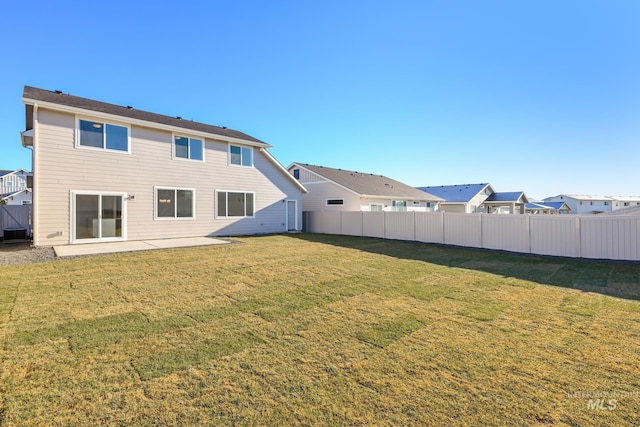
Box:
73, 192, 125, 242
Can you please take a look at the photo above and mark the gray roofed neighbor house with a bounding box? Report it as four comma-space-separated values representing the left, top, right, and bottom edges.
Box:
416, 183, 491, 203
295, 164, 443, 201
22, 86, 267, 145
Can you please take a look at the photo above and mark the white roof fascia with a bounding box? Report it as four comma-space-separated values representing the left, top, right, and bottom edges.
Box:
360, 194, 442, 202
260, 151, 308, 193
23, 97, 272, 148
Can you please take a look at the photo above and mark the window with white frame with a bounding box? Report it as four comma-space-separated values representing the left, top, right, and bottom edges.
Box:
78, 119, 129, 152
229, 145, 252, 167
370, 203, 383, 212
174, 136, 204, 161
216, 191, 254, 217
155, 187, 195, 219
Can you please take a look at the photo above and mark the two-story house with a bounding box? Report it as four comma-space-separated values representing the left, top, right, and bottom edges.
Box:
543, 194, 614, 214
20, 86, 306, 247
0, 169, 33, 205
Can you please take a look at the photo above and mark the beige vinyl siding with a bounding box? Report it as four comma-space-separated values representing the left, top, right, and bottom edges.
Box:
34, 108, 302, 246
300, 182, 359, 211
293, 167, 324, 183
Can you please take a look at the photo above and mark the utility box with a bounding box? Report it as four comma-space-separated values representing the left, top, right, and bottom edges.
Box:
3, 228, 28, 241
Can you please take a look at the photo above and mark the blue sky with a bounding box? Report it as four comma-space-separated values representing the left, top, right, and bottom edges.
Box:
1, 0, 638, 200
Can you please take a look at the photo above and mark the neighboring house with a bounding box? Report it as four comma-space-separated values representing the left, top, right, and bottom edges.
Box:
609, 196, 640, 210
1, 188, 32, 205
21, 86, 306, 247
524, 201, 571, 215
0, 169, 32, 197
480, 192, 529, 214
543, 194, 615, 215
599, 205, 640, 216
416, 183, 495, 213
287, 163, 443, 212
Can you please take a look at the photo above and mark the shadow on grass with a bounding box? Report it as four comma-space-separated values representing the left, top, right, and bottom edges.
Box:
287, 233, 640, 302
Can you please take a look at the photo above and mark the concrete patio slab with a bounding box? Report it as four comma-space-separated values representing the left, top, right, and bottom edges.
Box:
53, 237, 229, 257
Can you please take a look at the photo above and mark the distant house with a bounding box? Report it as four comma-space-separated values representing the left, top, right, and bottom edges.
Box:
288, 163, 443, 212
481, 192, 529, 214
543, 195, 616, 214
1, 189, 32, 206
416, 183, 495, 213
21, 86, 306, 247
0, 169, 32, 196
524, 201, 571, 215
610, 196, 640, 210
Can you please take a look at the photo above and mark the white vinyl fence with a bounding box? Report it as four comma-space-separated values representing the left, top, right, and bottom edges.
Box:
303, 211, 640, 261
0, 204, 32, 239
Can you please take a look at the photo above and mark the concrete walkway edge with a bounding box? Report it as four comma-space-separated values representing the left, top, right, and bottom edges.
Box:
54, 237, 229, 257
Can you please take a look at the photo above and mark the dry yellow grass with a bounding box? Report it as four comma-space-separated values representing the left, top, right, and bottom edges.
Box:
1, 233, 639, 425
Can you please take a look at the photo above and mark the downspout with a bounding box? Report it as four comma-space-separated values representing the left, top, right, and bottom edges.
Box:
31, 104, 38, 246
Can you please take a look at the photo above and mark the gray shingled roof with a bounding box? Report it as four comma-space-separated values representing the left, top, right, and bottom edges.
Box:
296, 164, 443, 201
23, 86, 266, 145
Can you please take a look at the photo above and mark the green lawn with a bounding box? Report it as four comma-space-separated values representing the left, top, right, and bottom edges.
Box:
1, 233, 639, 426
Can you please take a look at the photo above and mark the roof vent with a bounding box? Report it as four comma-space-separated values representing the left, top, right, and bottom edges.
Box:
176, 116, 182, 120
54, 90, 63, 94
126, 105, 133, 109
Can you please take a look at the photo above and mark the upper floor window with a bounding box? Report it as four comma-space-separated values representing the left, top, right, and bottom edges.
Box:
174, 136, 203, 161
293, 169, 300, 179
78, 119, 129, 152
229, 145, 252, 167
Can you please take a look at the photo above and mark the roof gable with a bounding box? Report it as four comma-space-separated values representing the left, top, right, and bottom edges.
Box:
23, 86, 266, 145
485, 192, 528, 203
417, 183, 492, 203
291, 164, 442, 201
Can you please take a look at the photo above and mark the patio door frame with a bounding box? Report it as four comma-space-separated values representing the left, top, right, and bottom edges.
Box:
70, 190, 127, 244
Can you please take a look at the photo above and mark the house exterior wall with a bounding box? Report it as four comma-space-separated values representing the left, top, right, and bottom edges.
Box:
299, 182, 360, 211
0, 171, 29, 196
2, 191, 32, 206
545, 196, 613, 215
360, 198, 436, 212
33, 108, 302, 246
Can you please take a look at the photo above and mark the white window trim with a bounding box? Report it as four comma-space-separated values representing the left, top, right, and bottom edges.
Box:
228, 144, 253, 168
369, 203, 383, 211
215, 190, 256, 218
172, 134, 205, 162
326, 199, 344, 206
70, 190, 127, 244
154, 186, 196, 220
75, 116, 131, 154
